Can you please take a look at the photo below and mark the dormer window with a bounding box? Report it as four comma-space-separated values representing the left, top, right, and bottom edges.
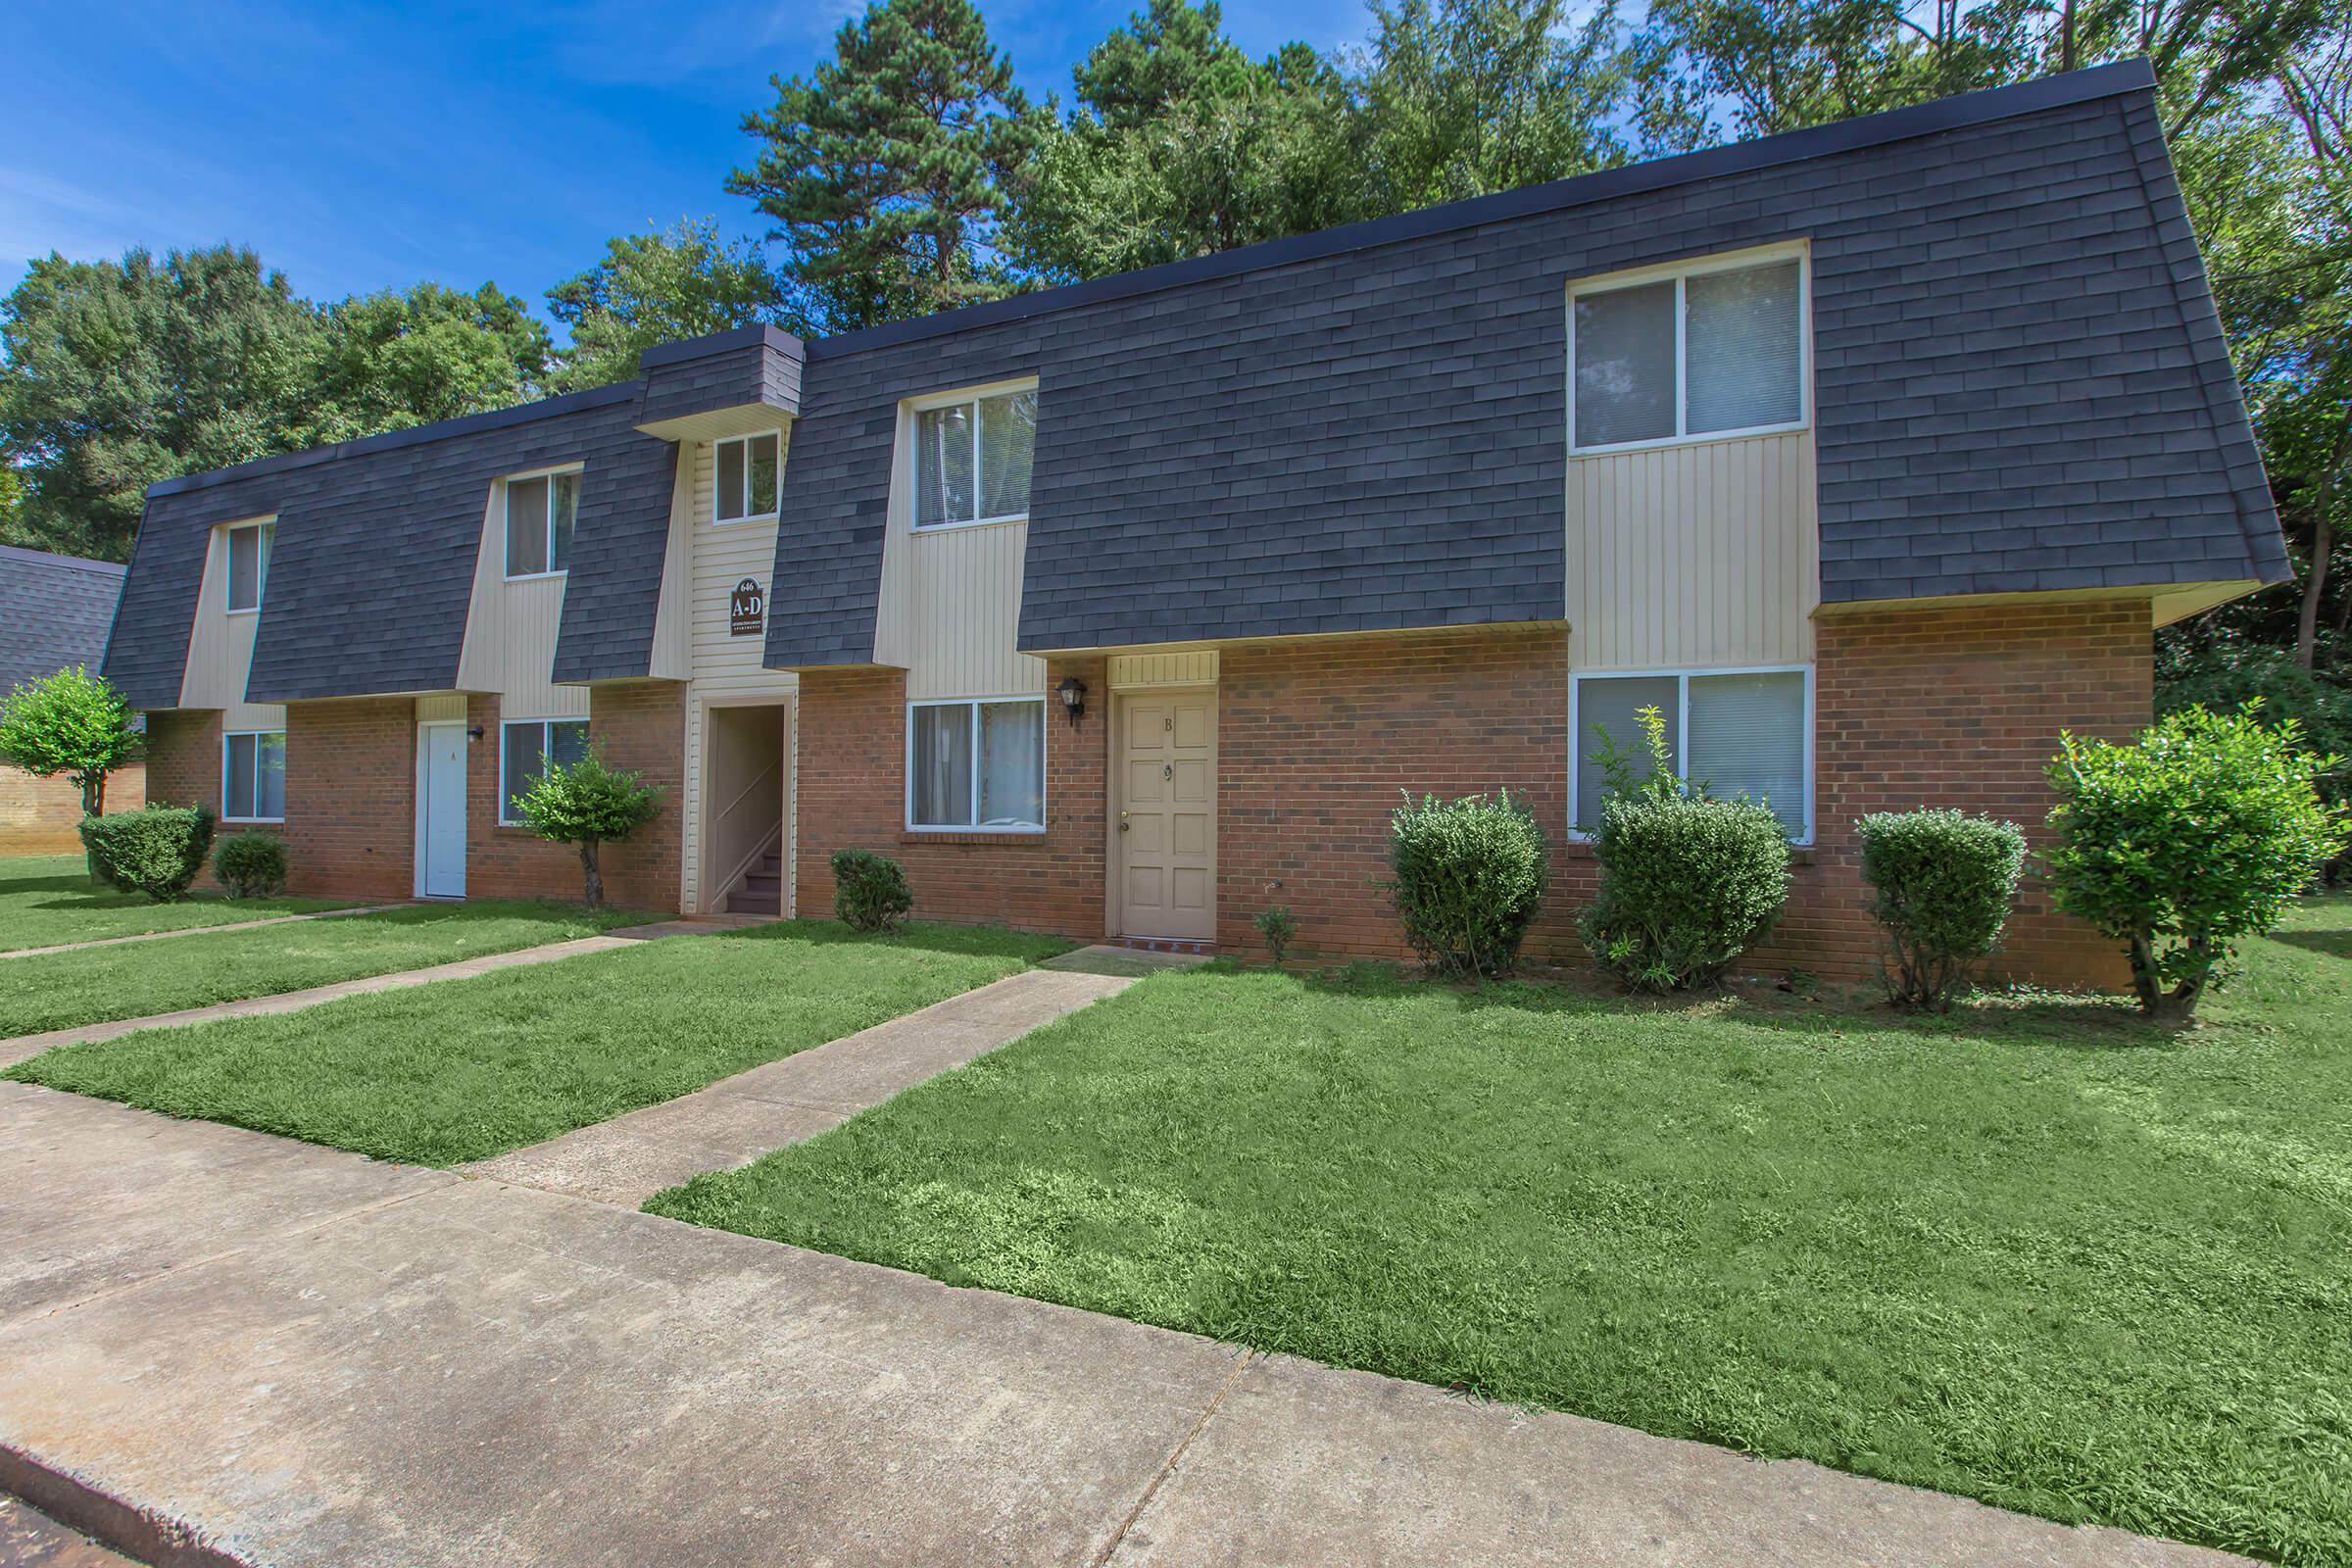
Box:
506, 469, 579, 578
1571, 249, 1806, 452
714, 432, 781, 524
225, 521, 272, 613
913, 387, 1036, 529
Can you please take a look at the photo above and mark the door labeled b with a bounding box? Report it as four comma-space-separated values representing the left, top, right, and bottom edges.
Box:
1116, 692, 1214, 941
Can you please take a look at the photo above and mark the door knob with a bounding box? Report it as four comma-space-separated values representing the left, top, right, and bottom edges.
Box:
1119, 810, 1131, 832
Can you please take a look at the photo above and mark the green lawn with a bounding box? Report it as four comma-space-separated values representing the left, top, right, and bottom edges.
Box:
0, 853, 349, 952
7, 921, 1069, 1164
648, 900, 2352, 1567
0, 900, 650, 1038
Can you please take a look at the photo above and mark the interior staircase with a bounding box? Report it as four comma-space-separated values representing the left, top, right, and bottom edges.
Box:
729, 845, 784, 916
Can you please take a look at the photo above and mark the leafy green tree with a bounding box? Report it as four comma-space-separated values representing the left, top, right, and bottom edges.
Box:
2045, 704, 2348, 1020
1008, 3, 1353, 280
513, 745, 664, 907
295, 282, 552, 446
0, 246, 316, 561
0, 664, 143, 818
728, 0, 1043, 333
547, 219, 794, 392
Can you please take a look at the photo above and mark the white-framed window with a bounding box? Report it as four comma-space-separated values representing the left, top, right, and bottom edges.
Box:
500, 718, 589, 825
906, 697, 1045, 832
1571, 665, 1812, 842
912, 385, 1037, 530
505, 469, 580, 578
224, 521, 273, 613
221, 730, 286, 822
1570, 247, 1808, 453
713, 431, 782, 524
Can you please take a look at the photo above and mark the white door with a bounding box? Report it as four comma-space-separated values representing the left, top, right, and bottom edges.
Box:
1117, 691, 1215, 941
417, 722, 467, 899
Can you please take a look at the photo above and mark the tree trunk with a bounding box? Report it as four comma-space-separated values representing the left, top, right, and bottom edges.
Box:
579, 839, 605, 908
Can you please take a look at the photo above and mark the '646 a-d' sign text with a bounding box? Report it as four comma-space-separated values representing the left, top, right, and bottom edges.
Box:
730, 578, 764, 637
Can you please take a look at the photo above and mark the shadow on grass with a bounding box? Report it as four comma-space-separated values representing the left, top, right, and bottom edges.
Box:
2270, 927, 2352, 959
735, 917, 1075, 965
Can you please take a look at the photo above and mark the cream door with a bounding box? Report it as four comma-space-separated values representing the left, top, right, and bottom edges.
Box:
1117, 690, 1215, 941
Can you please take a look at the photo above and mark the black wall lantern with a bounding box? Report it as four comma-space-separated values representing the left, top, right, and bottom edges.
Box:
1056, 675, 1087, 728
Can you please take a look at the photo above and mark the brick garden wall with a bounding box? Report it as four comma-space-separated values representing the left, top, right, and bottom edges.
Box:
794, 660, 1107, 938
0, 762, 146, 854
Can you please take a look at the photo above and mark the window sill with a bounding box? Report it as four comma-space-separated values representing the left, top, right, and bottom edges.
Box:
899, 828, 1047, 846
911, 514, 1027, 536
222, 816, 285, 826
224, 607, 261, 617
504, 569, 568, 584
1569, 420, 1809, 459
710, 513, 779, 528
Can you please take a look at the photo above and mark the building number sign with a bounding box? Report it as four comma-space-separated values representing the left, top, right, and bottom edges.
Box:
730, 577, 764, 638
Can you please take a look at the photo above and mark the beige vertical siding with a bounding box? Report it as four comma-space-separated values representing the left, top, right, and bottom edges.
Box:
177, 519, 286, 732
414, 693, 466, 723
900, 522, 1046, 700
455, 482, 589, 720
1108, 650, 1220, 688
1565, 430, 1818, 671
679, 430, 800, 914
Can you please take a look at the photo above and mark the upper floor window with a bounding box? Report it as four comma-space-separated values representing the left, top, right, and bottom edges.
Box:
1571, 252, 1806, 452
1572, 666, 1811, 842
221, 730, 286, 822
714, 432, 781, 523
914, 387, 1036, 529
505, 469, 579, 578
225, 521, 273, 613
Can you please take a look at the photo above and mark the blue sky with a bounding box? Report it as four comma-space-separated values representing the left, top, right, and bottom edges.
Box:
2, 0, 1373, 329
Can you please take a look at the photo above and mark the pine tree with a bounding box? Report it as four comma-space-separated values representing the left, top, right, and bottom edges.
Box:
727, 0, 1042, 334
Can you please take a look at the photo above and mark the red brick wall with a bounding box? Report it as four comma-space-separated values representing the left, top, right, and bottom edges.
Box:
142, 711, 220, 812
1217, 626, 1579, 963
282, 698, 415, 902
1209, 604, 2148, 990
464, 683, 683, 911
795, 662, 1107, 939
0, 762, 146, 854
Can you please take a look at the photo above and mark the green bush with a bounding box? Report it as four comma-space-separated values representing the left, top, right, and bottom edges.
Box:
831, 849, 913, 933
79, 805, 217, 903
1254, 905, 1300, 965
1858, 809, 2026, 1010
1579, 707, 1789, 992
2045, 702, 2348, 1021
512, 745, 664, 907
1385, 790, 1548, 979
214, 830, 289, 900
2158, 640, 2352, 879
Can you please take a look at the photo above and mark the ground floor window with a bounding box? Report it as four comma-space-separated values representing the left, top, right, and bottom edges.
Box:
221, 731, 286, 822
907, 698, 1045, 831
500, 718, 589, 824
1572, 666, 1810, 841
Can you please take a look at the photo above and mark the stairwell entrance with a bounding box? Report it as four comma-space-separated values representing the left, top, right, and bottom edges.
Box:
701, 701, 792, 917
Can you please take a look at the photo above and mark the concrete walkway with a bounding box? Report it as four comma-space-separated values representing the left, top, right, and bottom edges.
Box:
0, 917, 758, 1070
0, 1085, 2240, 1568
467, 966, 1135, 1206
0, 904, 406, 962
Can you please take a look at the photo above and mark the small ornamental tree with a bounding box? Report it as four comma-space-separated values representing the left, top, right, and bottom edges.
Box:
0, 665, 142, 818
511, 745, 663, 908
2044, 703, 2348, 1022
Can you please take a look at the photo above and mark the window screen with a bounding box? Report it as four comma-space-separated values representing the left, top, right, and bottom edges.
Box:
507, 476, 550, 575
1574, 675, 1678, 832
1686, 261, 1802, 435
910, 700, 1044, 829
915, 404, 975, 527
1573, 282, 1676, 449
1688, 671, 1806, 835
1572, 256, 1804, 450
226, 523, 271, 612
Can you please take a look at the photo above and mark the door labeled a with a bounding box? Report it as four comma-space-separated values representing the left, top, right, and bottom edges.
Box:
1117, 692, 1214, 941
418, 722, 466, 899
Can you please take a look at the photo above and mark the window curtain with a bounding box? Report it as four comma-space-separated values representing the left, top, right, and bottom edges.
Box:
977, 702, 1044, 826
1685, 262, 1801, 434
1687, 671, 1806, 836
912, 705, 974, 826
257, 733, 286, 820
916, 406, 974, 526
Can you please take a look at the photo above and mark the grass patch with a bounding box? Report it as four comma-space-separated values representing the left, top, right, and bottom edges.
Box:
7, 920, 1069, 1163
648, 899, 2352, 1566
0, 900, 648, 1037
0, 853, 347, 952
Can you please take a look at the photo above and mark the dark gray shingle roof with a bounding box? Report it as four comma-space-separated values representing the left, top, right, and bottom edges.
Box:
0, 545, 124, 695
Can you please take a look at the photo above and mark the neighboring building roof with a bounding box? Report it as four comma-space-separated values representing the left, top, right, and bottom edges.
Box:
762, 59, 2284, 666
0, 544, 125, 695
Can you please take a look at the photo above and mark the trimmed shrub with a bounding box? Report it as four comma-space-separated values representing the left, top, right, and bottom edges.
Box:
79, 806, 217, 903
832, 849, 913, 933
2045, 702, 2347, 1021
1254, 905, 1300, 965
1386, 790, 1549, 979
1858, 809, 2026, 1010
1579, 706, 1789, 992
214, 830, 289, 900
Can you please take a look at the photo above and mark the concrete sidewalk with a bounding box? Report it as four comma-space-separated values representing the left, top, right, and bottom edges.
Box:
0, 1085, 2238, 1568
0, 916, 760, 1069
467, 966, 1134, 1205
